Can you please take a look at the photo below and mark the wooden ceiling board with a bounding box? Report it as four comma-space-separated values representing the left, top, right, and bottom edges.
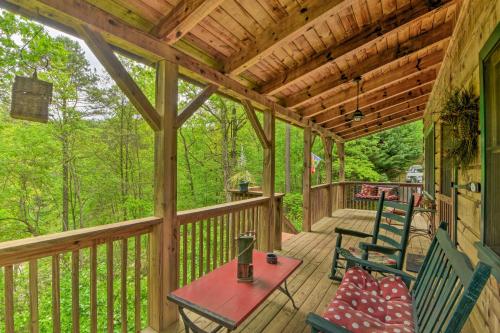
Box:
113, 0, 164, 23
366, 0, 383, 21
352, 0, 372, 27
381, 0, 398, 15
86, 0, 153, 30
342, 112, 423, 140
255, 0, 289, 22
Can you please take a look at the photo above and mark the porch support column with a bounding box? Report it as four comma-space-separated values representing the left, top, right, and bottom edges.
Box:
303, 126, 312, 232
322, 136, 333, 217
336, 141, 345, 209
150, 59, 179, 330
261, 107, 275, 251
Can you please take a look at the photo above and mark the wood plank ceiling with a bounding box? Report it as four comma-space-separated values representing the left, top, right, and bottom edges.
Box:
2, 0, 458, 141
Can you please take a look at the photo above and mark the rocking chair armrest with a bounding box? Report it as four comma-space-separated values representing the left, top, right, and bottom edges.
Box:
334, 227, 372, 238
306, 313, 352, 333
338, 248, 415, 287
359, 243, 400, 255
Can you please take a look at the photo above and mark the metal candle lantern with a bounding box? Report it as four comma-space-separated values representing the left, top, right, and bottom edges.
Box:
237, 232, 255, 283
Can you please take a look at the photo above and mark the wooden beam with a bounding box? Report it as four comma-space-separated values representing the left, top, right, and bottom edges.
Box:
3, 0, 339, 140
336, 141, 345, 182
284, 22, 453, 108
321, 136, 333, 217
259, 0, 454, 95
333, 96, 429, 134
242, 100, 271, 149
343, 112, 424, 141
176, 84, 217, 128
150, 0, 224, 43
319, 80, 434, 126
223, 0, 351, 75
302, 126, 312, 232
150, 60, 178, 330
336, 103, 427, 136
300, 55, 442, 118
77, 24, 161, 131
261, 107, 275, 251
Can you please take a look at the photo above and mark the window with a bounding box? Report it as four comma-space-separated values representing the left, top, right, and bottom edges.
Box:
424, 126, 435, 197
481, 23, 500, 256
440, 124, 453, 197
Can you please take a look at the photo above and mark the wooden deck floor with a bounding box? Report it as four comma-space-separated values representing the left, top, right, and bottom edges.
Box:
169, 209, 431, 333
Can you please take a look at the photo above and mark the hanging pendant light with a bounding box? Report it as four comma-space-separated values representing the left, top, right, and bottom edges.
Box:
352, 76, 364, 122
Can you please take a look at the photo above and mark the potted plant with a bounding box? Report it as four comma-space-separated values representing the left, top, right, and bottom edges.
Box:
230, 170, 254, 192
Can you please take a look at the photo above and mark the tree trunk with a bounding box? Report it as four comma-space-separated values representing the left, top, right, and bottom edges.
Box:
62, 99, 69, 231
179, 128, 196, 199
285, 123, 291, 193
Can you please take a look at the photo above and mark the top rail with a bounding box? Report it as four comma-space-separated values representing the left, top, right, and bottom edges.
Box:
177, 196, 270, 224
0, 216, 162, 267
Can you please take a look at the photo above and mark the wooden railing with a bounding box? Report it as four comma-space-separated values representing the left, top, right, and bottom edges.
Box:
311, 184, 331, 224
333, 181, 422, 211
229, 190, 298, 236
177, 197, 269, 287
0, 216, 161, 333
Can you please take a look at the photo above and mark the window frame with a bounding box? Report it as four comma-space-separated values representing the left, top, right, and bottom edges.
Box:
478, 22, 500, 279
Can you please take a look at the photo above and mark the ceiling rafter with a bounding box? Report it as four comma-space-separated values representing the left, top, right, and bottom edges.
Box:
343, 112, 424, 141
150, 0, 225, 44
258, 0, 454, 95
283, 21, 453, 108
223, 0, 354, 75
318, 80, 434, 126
332, 96, 429, 133
299, 51, 444, 118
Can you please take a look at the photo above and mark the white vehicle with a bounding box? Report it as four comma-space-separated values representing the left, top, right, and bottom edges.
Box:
406, 165, 423, 183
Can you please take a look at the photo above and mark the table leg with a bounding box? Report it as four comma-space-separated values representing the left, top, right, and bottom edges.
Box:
179, 307, 227, 333
278, 279, 298, 310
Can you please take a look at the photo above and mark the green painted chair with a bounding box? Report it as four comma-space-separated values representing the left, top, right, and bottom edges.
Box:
330, 191, 415, 281
306, 223, 492, 333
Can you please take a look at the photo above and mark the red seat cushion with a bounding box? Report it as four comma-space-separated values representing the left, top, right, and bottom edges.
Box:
378, 187, 399, 201
357, 184, 378, 198
323, 267, 414, 333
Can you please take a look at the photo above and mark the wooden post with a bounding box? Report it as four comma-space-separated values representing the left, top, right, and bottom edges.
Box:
261, 108, 275, 251
303, 127, 312, 232
336, 141, 345, 209
322, 136, 333, 217
149, 59, 179, 330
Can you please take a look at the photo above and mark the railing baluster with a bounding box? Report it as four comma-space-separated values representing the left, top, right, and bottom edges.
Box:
230, 212, 236, 259
29, 260, 39, 333
107, 241, 114, 333
191, 222, 196, 283
52, 255, 61, 333
205, 219, 211, 273
213, 217, 218, 269
225, 214, 230, 262
134, 235, 141, 332
72, 250, 80, 333
4, 265, 14, 333
199, 220, 204, 277
90, 245, 97, 333
219, 215, 224, 266
182, 224, 188, 285
121, 239, 128, 333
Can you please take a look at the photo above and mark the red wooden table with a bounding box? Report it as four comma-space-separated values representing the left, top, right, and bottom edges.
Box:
168, 250, 302, 332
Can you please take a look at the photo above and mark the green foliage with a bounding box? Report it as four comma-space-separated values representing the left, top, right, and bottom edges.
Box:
283, 192, 303, 231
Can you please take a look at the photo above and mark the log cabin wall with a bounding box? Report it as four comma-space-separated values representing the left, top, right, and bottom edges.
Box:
423, 1, 499, 332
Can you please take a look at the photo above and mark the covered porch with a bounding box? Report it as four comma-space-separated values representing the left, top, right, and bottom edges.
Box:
0, 0, 496, 332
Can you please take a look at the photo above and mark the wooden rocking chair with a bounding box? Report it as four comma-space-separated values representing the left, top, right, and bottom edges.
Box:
330, 192, 415, 281
306, 223, 491, 333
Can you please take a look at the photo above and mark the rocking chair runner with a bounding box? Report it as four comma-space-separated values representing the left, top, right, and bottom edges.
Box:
330, 192, 415, 281
306, 223, 492, 333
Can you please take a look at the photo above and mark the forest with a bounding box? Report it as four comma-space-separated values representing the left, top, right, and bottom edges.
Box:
0, 11, 423, 331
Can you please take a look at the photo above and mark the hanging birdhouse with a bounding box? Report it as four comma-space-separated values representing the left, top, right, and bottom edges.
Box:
10, 74, 52, 123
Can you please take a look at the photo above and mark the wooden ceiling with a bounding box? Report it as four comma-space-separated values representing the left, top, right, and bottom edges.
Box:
1, 0, 458, 141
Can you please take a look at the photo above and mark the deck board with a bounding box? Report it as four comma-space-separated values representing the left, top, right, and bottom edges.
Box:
168, 208, 431, 333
